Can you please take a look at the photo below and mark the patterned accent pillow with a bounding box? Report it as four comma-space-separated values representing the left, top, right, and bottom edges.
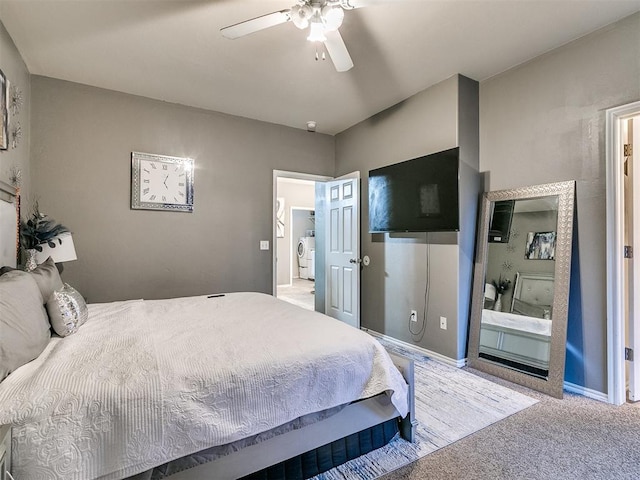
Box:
46, 283, 88, 337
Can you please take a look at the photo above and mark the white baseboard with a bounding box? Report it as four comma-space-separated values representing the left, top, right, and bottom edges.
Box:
363, 328, 466, 368
563, 380, 609, 403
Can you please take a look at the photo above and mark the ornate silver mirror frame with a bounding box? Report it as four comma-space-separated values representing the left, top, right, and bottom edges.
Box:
468, 181, 575, 398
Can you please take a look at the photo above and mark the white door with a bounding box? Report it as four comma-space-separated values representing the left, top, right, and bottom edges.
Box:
628, 116, 640, 401
325, 173, 360, 328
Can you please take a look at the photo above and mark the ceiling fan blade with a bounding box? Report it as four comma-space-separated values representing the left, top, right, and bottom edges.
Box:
340, 0, 390, 9
221, 10, 291, 39
324, 30, 354, 72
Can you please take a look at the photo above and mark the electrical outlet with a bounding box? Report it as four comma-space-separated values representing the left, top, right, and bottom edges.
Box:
410, 310, 417, 322
439, 316, 447, 330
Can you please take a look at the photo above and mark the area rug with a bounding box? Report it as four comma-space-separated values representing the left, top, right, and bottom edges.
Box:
313, 337, 538, 479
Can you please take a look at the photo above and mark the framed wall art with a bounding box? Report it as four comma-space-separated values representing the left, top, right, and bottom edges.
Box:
276, 197, 285, 237
525, 231, 556, 260
0, 69, 8, 151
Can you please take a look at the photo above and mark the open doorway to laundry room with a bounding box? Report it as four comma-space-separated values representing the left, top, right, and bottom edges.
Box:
274, 173, 330, 311
283, 206, 315, 310
606, 100, 640, 405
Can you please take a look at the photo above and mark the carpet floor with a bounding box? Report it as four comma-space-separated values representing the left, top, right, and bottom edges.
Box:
313, 338, 538, 479
381, 368, 640, 480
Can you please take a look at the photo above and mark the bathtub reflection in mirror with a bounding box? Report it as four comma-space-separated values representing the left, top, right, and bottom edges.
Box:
468, 182, 575, 398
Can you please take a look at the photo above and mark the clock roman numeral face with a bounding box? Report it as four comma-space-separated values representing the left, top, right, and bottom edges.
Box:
139, 159, 189, 205
131, 152, 194, 212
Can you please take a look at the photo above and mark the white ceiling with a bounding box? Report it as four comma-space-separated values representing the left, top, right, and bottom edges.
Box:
1, 0, 639, 135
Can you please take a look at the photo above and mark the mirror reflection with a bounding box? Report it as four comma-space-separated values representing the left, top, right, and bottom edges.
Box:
468, 181, 574, 399
479, 196, 558, 379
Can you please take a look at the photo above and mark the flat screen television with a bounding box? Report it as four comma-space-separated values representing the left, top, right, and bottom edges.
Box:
368, 147, 459, 233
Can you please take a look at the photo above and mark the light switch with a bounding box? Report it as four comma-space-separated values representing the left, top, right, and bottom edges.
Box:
260, 240, 269, 250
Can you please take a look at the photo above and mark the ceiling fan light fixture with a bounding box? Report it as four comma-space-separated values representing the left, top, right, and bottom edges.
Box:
307, 15, 327, 42
291, 4, 312, 29
322, 5, 344, 31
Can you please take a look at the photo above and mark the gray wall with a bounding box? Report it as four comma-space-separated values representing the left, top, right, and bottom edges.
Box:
335, 75, 480, 361
479, 12, 640, 393
30, 76, 335, 303
0, 21, 31, 205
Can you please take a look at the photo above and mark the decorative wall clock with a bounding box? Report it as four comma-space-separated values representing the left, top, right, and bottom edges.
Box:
131, 152, 194, 212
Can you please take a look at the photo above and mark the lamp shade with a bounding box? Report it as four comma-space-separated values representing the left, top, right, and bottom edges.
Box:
34, 232, 77, 265
307, 17, 326, 42
291, 4, 312, 29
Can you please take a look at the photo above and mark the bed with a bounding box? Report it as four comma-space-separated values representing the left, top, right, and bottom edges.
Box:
0, 186, 415, 480
479, 272, 554, 376
479, 309, 552, 371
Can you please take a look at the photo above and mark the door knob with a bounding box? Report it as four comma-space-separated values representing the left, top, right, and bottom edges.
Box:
349, 258, 362, 264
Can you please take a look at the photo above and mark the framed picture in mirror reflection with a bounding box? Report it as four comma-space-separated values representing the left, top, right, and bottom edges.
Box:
525, 231, 556, 260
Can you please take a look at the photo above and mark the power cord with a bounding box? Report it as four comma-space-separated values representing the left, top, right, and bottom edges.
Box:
409, 235, 430, 341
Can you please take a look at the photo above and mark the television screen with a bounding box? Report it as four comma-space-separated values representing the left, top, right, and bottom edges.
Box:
368, 147, 459, 233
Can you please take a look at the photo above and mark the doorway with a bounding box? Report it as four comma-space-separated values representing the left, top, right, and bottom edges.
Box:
606, 101, 640, 405
623, 113, 640, 402
273, 172, 330, 311
279, 206, 316, 310
273, 170, 362, 327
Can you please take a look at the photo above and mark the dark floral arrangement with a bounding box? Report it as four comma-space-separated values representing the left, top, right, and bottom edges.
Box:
492, 275, 511, 295
20, 201, 70, 251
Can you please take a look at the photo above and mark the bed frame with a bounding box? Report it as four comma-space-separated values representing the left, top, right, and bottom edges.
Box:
479, 313, 551, 373
165, 353, 416, 480
510, 271, 554, 315
0, 425, 10, 480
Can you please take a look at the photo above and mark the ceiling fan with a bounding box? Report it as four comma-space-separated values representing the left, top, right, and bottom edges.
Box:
221, 0, 371, 72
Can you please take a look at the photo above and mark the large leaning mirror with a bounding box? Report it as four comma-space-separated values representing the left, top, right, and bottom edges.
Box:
468, 181, 575, 398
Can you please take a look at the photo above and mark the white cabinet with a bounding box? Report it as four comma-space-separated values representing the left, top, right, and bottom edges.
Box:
0, 425, 10, 480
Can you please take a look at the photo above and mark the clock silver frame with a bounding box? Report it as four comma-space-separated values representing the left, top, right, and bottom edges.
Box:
131, 151, 194, 212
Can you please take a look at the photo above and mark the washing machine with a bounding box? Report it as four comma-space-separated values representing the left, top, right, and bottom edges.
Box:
297, 236, 315, 280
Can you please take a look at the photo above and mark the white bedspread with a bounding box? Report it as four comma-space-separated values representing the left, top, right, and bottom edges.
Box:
481, 308, 552, 336
0, 292, 408, 480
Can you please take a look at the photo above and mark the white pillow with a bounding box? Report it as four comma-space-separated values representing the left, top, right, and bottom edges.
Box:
29, 257, 64, 303
46, 283, 88, 337
0, 271, 51, 381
